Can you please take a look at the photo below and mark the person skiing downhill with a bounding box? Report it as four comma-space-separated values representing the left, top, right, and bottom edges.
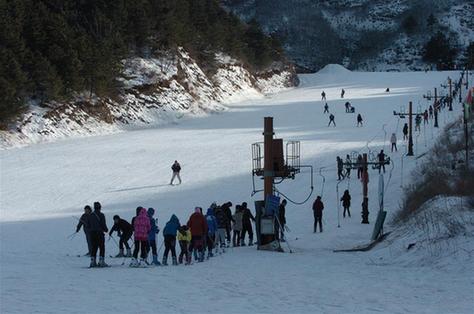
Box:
337, 156, 345, 180
170, 160, 182, 185
357, 114, 363, 127
187, 207, 208, 262
312, 196, 324, 233
240, 202, 255, 246
390, 133, 397, 152
328, 114, 336, 127
109, 215, 133, 258
324, 103, 329, 113
321, 91, 326, 101
146, 208, 160, 265
130, 207, 151, 267
205, 205, 218, 257
76, 205, 92, 256
402, 123, 408, 141
177, 225, 191, 264
87, 202, 108, 267
162, 214, 180, 266
340, 190, 351, 218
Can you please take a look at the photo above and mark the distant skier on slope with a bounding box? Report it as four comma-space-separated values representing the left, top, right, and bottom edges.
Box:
345, 101, 351, 113
312, 196, 324, 233
88, 202, 108, 267
429, 105, 433, 118
340, 190, 351, 218
357, 113, 363, 127
328, 114, 336, 127
337, 156, 345, 180
321, 91, 326, 101
390, 133, 398, 152
345, 154, 351, 178
377, 150, 386, 173
402, 123, 408, 140
76, 205, 92, 256
170, 160, 182, 185
109, 215, 133, 257
415, 115, 421, 132
341, 88, 345, 98
324, 103, 329, 113
423, 110, 429, 124
357, 154, 364, 179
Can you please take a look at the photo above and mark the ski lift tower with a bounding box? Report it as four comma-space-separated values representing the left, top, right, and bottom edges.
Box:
251, 117, 311, 252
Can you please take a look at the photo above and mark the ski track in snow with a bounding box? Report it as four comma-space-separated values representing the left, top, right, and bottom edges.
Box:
1, 70, 473, 314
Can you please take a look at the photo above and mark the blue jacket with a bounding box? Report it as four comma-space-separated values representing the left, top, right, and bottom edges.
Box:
163, 214, 180, 236
206, 208, 218, 235
148, 208, 159, 241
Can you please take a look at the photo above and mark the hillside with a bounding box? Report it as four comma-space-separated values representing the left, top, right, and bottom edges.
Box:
221, 0, 474, 71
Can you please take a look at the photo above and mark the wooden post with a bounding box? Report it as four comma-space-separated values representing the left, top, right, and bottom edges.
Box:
263, 117, 274, 199
407, 101, 414, 156
361, 153, 369, 224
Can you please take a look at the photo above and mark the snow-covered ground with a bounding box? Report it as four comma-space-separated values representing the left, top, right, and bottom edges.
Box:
1, 68, 472, 314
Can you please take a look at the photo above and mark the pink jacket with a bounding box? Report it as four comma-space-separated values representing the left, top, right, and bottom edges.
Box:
134, 208, 151, 241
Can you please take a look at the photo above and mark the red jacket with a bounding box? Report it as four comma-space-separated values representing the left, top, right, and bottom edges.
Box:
312, 199, 324, 217
187, 212, 208, 237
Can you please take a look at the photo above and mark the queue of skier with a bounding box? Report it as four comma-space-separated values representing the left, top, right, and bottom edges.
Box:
75, 201, 258, 268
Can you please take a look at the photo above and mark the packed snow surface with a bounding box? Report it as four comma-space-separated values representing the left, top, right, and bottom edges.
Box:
1, 70, 472, 314
316, 63, 351, 75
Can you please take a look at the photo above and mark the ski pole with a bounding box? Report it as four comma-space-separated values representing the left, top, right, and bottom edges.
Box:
67, 232, 78, 240
109, 235, 120, 248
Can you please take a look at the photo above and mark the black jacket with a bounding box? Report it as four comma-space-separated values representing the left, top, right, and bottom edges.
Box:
341, 194, 351, 207
221, 203, 235, 224
215, 208, 228, 229
109, 218, 133, 236
242, 207, 255, 226
172, 163, 181, 172
76, 213, 90, 233
87, 211, 108, 233
278, 204, 286, 225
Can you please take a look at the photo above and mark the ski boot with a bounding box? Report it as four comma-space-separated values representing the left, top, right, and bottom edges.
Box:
240, 240, 246, 247
198, 251, 204, 263
98, 257, 108, 267
129, 258, 139, 267
126, 248, 132, 257
162, 256, 168, 266
115, 249, 125, 258
140, 258, 147, 266
185, 255, 191, 265
172, 256, 178, 266
89, 257, 97, 268
152, 255, 161, 266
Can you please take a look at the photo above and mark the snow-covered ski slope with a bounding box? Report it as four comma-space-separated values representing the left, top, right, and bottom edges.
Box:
1, 68, 472, 314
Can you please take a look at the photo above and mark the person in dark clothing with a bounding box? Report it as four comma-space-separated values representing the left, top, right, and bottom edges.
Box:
170, 160, 182, 185
146, 208, 160, 265
340, 190, 351, 218
423, 110, 429, 124
378, 149, 386, 173
403, 123, 409, 140
187, 207, 208, 262
312, 196, 324, 233
76, 205, 92, 256
345, 154, 351, 178
341, 88, 345, 98
324, 103, 329, 113
321, 91, 326, 101
357, 154, 364, 179
215, 206, 228, 250
221, 202, 234, 245
357, 114, 363, 127
162, 214, 180, 265
278, 200, 287, 241
415, 115, 421, 132
328, 114, 336, 127
240, 202, 255, 246
429, 105, 433, 118
337, 156, 345, 180
109, 215, 133, 257
87, 202, 108, 267
345, 101, 351, 113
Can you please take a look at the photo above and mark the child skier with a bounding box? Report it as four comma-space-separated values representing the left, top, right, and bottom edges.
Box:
162, 214, 180, 266
130, 207, 151, 267
109, 215, 133, 257
177, 225, 191, 264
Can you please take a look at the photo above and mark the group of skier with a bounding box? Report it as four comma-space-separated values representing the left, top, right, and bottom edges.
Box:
321, 89, 364, 127
75, 200, 260, 268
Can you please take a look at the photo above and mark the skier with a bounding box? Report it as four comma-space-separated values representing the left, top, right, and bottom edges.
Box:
215, 206, 228, 251
87, 202, 108, 267
328, 113, 336, 127
341, 88, 345, 98
345, 101, 351, 113
232, 205, 243, 247
187, 207, 208, 262
423, 110, 429, 124
130, 207, 151, 267
240, 202, 255, 246
357, 154, 364, 179
109, 215, 133, 258
278, 199, 287, 241
170, 160, 182, 185
147, 208, 160, 265
345, 154, 351, 178
385, 88, 390, 93
324, 103, 329, 114
205, 204, 218, 258
162, 214, 180, 266
340, 190, 351, 218
177, 225, 191, 264
321, 91, 326, 101
75, 205, 92, 256
337, 156, 345, 180
402, 123, 408, 141
312, 196, 324, 233
429, 105, 433, 118
415, 115, 421, 132
390, 133, 397, 152
357, 113, 363, 127
378, 149, 386, 173
221, 202, 234, 246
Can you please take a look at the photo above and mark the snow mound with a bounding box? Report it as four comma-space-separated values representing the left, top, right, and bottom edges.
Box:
317, 64, 351, 75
